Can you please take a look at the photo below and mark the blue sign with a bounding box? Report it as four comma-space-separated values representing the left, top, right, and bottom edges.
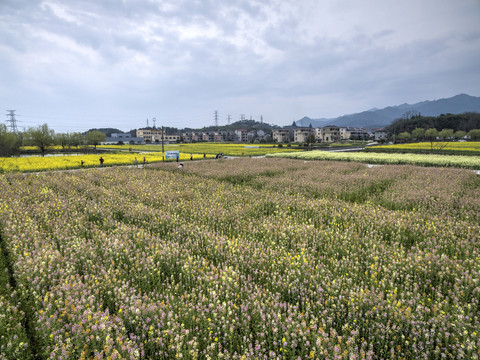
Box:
165, 151, 180, 159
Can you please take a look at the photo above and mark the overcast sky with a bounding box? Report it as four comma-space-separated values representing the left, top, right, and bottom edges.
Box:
1, 0, 480, 133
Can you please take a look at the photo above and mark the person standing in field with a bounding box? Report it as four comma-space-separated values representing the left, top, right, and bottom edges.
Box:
143, 157, 146, 167
134, 157, 138, 167
190, 153, 193, 161
203, 153, 206, 159
81, 160, 84, 167
99, 157, 104, 167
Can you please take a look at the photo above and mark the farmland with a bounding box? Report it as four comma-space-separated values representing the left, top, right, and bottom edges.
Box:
364, 142, 480, 156
0, 153, 209, 173
267, 150, 480, 170
0, 158, 479, 359
1, 144, 299, 173
98, 143, 301, 157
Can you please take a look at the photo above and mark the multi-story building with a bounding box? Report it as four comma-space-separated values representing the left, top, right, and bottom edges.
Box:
164, 134, 180, 143
372, 128, 388, 141
272, 129, 291, 143
136, 128, 180, 143
315, 126, 341, 142
104, 132, 145, 144
294, 127, 315, 143
213, 132, 227, 142
340, 127, 369, 140
136, 128, 164, 142
235, 129, 248, 142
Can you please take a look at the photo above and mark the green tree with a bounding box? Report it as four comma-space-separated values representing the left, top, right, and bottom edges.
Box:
454, 130, 466, 140
68, 132, 84, 148
425, 128, 439, 151
26, 124, 55, 156
55, 133, 69, 150
438, 128, 454, 140
424, 128, 438, 141
0, 124, 21, 156
468, 129, 480, 141
398, 132, 411, 141
85, 131, 106, 150
411, 127, 425, 140
306, 133, 316, 145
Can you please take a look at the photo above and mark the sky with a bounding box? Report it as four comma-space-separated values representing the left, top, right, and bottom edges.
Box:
1, 0, 480, 133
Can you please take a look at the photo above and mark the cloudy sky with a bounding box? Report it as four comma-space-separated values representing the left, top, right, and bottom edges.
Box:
1, 0, 480, 133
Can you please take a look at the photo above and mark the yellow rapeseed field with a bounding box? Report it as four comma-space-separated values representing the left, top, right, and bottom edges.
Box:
98, 143, 300, 156
371, 141, 480, 152
0, 152, 208, 173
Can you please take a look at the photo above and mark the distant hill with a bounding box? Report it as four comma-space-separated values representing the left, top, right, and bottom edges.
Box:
85, 128, 123, 137
296, 94, 480, 128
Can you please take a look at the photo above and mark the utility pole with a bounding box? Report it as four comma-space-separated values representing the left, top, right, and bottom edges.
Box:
161, 125, 165, 162
6, 110, 18, 133
214, 110, 219, 127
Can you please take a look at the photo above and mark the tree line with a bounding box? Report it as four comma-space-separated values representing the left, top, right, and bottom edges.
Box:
0, 123, 106, 157
388, 112, 480, 135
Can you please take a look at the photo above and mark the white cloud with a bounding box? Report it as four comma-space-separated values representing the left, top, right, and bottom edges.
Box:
0, 0, 479, 131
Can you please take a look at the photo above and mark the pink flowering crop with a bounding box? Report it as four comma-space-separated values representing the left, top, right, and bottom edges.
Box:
0, 158, 479, 359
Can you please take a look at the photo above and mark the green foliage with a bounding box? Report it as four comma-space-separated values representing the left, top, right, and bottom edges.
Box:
68, 132, 85, 148
411, 127, 425, 140
424, 128, 438, 141
387, 112, 480, 135
398, 131, 411, 141
55, 133, 69, 149
0, 124, 21, 156
438, 128, 454, 140
85, 130, 106, 149
468, 129, 480, 140
26, 123, 55, 155
306, 133, 316, 144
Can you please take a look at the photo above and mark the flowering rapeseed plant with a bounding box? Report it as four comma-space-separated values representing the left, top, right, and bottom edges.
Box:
267, 150, 480, 169
0, 158, 478, 359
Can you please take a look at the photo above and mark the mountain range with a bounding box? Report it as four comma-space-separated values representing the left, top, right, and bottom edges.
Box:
295, 94, 480, 129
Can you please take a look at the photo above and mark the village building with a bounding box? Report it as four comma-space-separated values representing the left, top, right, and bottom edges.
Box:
315, 126, 341, 142
294, 127, 315, 143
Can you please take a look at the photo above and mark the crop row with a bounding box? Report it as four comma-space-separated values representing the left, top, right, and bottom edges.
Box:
369, 142, 480, 152
98, 143, 301, 157
0, 159, 479, 359
267, 150, 480, 169
0, 153, 210, 173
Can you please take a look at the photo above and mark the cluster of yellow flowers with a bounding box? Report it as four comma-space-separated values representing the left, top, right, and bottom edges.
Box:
98, 143, 300, 156
372, 141, 480, 152
0, 153, 204, 173
268, 149, 480, 169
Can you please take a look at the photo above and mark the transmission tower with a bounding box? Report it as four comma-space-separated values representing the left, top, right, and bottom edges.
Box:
146, 118, 149, 127
214, 110, 219, 127
240, 114, 245, 121
260, 115, 263, 124
227, 115, 231, 125
152, 117, 156, 129
6, 110, 18, 132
